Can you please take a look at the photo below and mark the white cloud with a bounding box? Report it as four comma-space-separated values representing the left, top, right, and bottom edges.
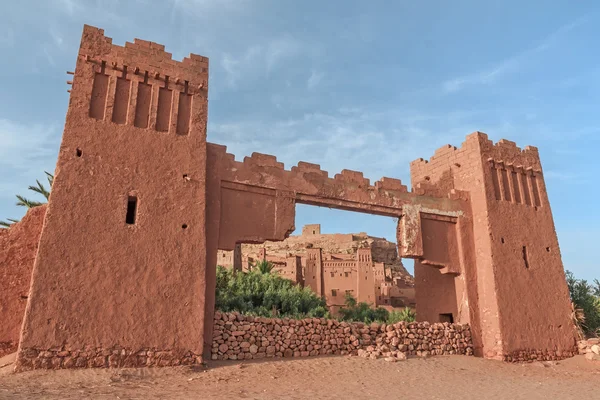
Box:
0, 119, 60, 199
221, 46, 262, 87
169, 0, 252, 20
219, 36, 310, 88
442, 16, 589, 94
54, 0, 82, 16
307, 70, 324, 90
265, 36, 302, 74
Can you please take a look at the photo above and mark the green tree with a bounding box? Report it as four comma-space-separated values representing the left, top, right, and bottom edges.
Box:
215, 265, 329, 319
388, 307, 416, 323
566, 270, 600, 337
1, 171, 54, 228
338, 293, 390, 324
253, 259, 275, 274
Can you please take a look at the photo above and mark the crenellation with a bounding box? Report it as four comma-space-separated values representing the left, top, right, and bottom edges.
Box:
243, 153, 285, 169
132, 38, 166, 52
292, 161, 329, 177
334, 169, 370, 187
433, 144, 458, 158
374, 177, 408, 192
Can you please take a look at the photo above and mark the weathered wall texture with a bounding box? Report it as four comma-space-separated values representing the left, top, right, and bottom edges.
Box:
211, 311, 473, 361
0, 205, 46, 358
16, 26, 210, 371
411, 133, 578, 361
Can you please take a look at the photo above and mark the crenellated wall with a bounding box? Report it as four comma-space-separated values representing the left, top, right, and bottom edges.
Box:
208, 144, 464, 219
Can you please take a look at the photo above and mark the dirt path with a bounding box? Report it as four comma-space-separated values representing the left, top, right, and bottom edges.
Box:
1, 353, 599, 400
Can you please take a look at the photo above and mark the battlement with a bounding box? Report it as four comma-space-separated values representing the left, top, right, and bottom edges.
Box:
410, 131, 545, 208
207, 143, 466, 216
411, 131, 542, 172
70, 25, 209, 137
80, 25, 208, 85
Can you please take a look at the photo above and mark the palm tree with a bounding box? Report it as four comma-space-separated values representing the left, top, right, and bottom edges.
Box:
253, 259, 275, 274
0, 218, 19, 228
1, 171, 54, 228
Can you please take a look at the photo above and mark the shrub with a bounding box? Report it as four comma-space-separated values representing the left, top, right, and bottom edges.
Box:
566, 270, 600, 337
387, 307, 416, 323
215, 265, 329, 319
337, 293, 387, 324
251, 259, 275, 274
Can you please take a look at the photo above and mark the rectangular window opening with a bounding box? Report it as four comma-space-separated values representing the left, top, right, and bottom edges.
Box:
126, 196, 138, 225
331, 289, 337, 297
439, 313, 454, 323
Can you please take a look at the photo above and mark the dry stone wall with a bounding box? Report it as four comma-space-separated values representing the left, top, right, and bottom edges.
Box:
211, 312, 474, 361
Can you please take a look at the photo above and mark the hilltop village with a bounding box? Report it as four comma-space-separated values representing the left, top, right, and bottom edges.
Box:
217, 224, 415, 314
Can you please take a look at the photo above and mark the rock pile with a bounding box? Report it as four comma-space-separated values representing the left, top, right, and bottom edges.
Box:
578, 338, 600, 361
211, 311, 474, 361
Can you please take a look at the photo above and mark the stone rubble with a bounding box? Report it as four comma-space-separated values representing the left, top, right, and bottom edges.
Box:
578, 338, 600, 361
211, 311, 474, 361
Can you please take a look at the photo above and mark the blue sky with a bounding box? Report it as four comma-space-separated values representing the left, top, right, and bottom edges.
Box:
1, 0, 598, 280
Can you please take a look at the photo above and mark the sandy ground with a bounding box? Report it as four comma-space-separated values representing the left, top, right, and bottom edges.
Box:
0, 352, 599, 400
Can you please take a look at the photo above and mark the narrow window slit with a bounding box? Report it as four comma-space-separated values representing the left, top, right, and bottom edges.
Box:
522, 246, 530, 269
126, 196, 138, 225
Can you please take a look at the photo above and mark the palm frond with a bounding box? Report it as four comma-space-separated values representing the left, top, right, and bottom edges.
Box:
45, 171, 54, 188
15, 195, 44, 208
28, 180, 51, 200
0, 218, 21, 228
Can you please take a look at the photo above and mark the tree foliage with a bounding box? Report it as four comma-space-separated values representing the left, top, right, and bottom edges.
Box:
215, 265, 329, 319
1, 171, 54, 228
388, 307, 416, 324
566, 270, 600, 337
252, 259, 275, 274
338, 292, 415, 324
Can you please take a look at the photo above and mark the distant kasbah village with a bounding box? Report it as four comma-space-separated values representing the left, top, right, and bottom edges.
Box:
217, 224, 416, 314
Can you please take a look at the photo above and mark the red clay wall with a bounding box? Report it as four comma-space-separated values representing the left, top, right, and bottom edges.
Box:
414, 261, 460, 323
0, 205, 46, 358
480, 139, 577, 360
411, 132, 577, 360
16, 26, 210, 371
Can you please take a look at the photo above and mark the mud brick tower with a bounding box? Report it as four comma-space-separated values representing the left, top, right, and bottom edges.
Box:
411, 135, 576, 360
16, 25, 209, 369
